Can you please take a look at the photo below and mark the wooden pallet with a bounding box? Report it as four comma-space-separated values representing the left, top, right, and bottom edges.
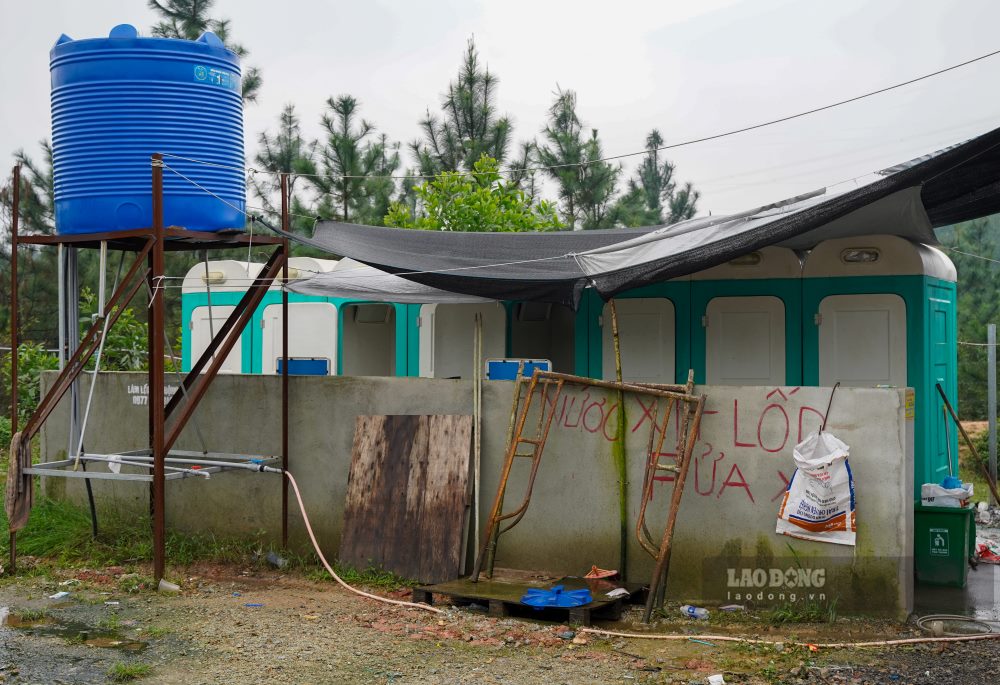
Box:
412, 576, 644, 626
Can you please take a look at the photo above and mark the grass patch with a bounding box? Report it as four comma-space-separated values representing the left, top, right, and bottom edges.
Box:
141, 626, 170, 638
107, 662, 152, 682
765, 599, 837, 625
12, 607, 48, 622
0, 489, 268, 569
306, 562, 417, 591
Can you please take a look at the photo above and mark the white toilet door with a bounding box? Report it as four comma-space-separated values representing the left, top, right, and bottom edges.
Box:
261, 302, 338, 374
602, 298, 675, 383
705, 296, 785, 385
190, 305, 242, 374
818, 294, 906, 387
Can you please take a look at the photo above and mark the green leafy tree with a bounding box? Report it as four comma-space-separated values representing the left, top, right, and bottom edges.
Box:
611, 130, 699, 226
315, 95, 400, 225
80, 289, 148, 372
148, 0, 262, 104
251, 104, 318, 235
385, 155, 561, 232
536, 88, 620, 230
1, 342, 58, 424
412, 39, 512, 174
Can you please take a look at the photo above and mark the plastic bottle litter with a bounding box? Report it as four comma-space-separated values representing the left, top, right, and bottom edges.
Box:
708, 675, 727, 685
266, 551, 288, 569
680, 604, 709, 619
48, 591, 70, 600
157, 579, 180, 594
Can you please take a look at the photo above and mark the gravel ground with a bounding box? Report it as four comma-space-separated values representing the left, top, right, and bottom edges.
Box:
1, 563, 998, 684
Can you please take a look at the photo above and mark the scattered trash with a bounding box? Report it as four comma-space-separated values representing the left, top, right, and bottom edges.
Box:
571, 636, 587, 645
266, 551, 288, 569
583, 565, 618, 579
688, 638, 716, 647
605, 588, 630, 599
303, 614, 319, 620
521, 585, 592, 609
232, 592, 242, 597
157, 579, 180, 594
707, 675, 726, 685
58, 579, 80, 587
921, 481, 973, 508
244, 603, 264, 608
557, 630, 576, 640
976, 537, 1000, 564
719, 604, 745, 611
48, 591, 70, 600
680, 604, 709, 619
104, 601, 120, 607
806, 643, 820, 652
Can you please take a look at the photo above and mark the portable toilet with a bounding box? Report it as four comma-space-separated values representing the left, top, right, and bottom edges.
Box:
181, 260, 261, 373
690, 247, 803, 386
416, 302, 506, 378
324, 259, 410, 377
255, 257, 339, 375
507, 301, 583, 375
581, 279, 691, 385
802, 234, 957, 495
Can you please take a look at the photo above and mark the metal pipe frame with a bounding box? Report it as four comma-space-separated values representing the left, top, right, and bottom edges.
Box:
9, 164, 20, 573
280, 173, 290, 549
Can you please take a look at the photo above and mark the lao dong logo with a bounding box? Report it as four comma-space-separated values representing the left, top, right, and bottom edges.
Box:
725, 566, 826, 603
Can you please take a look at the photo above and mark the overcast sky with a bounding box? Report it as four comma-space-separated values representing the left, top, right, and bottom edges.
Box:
2, 0, 999, 215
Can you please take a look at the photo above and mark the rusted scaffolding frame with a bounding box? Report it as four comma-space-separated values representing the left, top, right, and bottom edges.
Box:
470, 367, 706, 622
6, 158, 293, 580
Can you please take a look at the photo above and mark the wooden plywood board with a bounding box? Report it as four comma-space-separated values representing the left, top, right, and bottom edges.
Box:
340, 415, 473, 584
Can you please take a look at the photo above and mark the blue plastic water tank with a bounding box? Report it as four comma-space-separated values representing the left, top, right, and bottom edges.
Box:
50, 24, 245, 234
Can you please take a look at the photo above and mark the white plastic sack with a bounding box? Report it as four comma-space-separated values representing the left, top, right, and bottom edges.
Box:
776, 431, 856, 546
920, 482, 972, 508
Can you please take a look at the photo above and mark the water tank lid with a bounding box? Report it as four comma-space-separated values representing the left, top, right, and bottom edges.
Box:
108, 24, 139, 39
197, 31, 226, 49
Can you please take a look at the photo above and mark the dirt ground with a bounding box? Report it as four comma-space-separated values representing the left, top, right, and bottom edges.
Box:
0, 563, 997, 685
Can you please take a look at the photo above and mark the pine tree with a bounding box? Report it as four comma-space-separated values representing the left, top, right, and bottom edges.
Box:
252, 105, 317, 235
536, 88, 619, 230
609, 129, 699, 227
315, 96, 399, 225
413, 38, 512, 173
148, 0, 262, 104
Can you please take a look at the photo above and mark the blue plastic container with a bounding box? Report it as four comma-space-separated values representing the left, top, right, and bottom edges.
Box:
50, 24, 245, 234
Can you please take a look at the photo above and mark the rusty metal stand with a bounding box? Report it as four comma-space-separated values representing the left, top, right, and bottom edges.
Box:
470, 367, 705, 623
5, 159, 290, 581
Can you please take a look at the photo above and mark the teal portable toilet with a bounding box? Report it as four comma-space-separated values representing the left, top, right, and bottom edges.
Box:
255, 257, 340, 375
582, 279, 691, 385
802, 234, 957, 496
320, 259, 410, 377
690, 246, 803, 386
415, 302, 506, 378
181, 260, 261, 373
506, 301, 585, 375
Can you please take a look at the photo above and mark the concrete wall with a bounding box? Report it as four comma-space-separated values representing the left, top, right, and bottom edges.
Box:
40, 373, 913, 615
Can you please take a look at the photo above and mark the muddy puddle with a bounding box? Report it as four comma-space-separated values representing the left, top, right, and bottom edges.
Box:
1, 606, 147, 651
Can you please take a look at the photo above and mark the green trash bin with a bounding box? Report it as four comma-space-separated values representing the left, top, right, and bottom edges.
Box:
914, 503, 975, 588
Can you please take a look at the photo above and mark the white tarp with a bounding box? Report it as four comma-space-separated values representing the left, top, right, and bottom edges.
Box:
287, 258, 493, 304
